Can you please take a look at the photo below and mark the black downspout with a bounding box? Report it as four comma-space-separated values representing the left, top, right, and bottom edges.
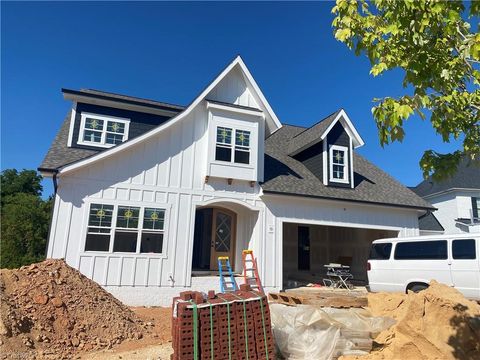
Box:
44, 171, 58, 258
52, 172, 58, 193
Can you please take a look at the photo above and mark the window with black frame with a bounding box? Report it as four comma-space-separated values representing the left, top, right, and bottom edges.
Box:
84, 203, 165, 254
85, 203, 114, 251
215, 127, 232, 162
141, 208, 165, 253
234, 129, 250, 164
215, 126, 251, 165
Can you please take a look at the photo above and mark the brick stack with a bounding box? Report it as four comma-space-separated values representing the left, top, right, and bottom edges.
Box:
172, 284, 275, 360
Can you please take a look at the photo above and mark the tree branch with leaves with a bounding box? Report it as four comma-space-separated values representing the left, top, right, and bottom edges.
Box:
332, 0, 480, 179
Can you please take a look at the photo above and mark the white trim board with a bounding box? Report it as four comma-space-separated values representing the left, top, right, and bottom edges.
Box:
329, 144, 349, 184
320, 109, 364, 148
77, 112, 130, 149
59, 56, 282, 176
67, 102, 77, 148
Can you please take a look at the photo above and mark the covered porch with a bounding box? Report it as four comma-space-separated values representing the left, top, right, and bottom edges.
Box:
191, 199, 261, 275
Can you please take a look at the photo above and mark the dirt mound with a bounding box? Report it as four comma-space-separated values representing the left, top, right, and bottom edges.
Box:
0, 259, 148, 359
344, 281, 480, 360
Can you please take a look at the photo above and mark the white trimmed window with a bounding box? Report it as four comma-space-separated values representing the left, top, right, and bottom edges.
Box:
329, 145, 349, 183
215, 126, 251, 165
84, 203, 165, 254
78, 113, 130, 148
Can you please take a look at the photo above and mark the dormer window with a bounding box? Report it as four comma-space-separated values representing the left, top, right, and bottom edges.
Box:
78, 113, 130, 148
329, 145, 349, 183
215, 126, 251, 165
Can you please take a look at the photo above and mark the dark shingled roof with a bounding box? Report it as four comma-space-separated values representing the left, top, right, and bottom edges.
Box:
262, 124, 434, 210
412, 158, 480, 197
418, 212, 444, 232
39, 111, 100, 171
287, 110, 340, 155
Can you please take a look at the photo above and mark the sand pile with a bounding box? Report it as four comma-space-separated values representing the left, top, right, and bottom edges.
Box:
344, 281, 480, 360
0, 259, 149, 359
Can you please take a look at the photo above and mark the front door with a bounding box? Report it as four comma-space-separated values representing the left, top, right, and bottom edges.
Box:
210, 209, 236, 271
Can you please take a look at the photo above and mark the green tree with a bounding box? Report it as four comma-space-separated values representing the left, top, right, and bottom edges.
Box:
1, 168, 42, 199
332, 0, 480, 179
0, 169, 52, 268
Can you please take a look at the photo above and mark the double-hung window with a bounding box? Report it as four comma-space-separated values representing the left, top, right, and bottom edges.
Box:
215, 126, 251, 165
329, 145, 349, 183
114, 206, 140, 252
84, 203, 165, 254
85, 204, 114, 252
78, 113, 130, 148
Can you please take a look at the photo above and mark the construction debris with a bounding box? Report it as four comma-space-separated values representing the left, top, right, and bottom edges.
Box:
0, 259, 148, 360
171, 284, 275, 360
270, 304, 394, 360
342, 280, 480, 360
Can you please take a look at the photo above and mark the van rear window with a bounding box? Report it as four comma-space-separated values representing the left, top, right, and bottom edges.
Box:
369, 243, 392, 260
394, 240, 447, 260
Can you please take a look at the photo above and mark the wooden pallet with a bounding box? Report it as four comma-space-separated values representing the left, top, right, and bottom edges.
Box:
268, 289, 368, 308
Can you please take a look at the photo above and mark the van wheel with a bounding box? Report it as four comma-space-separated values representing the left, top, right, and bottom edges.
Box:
408, 283, 428, 293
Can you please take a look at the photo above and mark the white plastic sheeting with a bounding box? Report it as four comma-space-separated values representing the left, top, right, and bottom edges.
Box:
270, 304, 395, 360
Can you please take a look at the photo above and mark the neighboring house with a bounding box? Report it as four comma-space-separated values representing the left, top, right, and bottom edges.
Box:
39, 56, 432, 306
412, 159, 480, 234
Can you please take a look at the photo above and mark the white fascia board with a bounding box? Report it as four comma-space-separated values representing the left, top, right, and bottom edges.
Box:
320, 109, 365, 148
235, 57, 282, 133
59, 56, 263, 175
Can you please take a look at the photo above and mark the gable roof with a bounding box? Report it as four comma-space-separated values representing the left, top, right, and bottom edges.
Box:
262, 124, 434, 210
55, 55, 281, 176
288, 109, 364, 156
413, 157, 480, 198
418, 212, 444, 232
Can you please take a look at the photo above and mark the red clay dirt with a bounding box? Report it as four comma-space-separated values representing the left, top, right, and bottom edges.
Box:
0, 259, 172, 359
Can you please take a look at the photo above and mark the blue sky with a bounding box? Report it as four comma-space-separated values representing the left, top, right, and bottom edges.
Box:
1, 1, 461, 197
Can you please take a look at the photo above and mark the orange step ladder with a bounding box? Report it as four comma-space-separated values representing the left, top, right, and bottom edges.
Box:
242, 250, 264, 294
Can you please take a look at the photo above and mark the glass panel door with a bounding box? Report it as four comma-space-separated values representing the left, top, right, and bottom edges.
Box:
210, 209, 236, 270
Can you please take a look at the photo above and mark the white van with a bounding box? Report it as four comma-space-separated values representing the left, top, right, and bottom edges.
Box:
367, 233, 480, 300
